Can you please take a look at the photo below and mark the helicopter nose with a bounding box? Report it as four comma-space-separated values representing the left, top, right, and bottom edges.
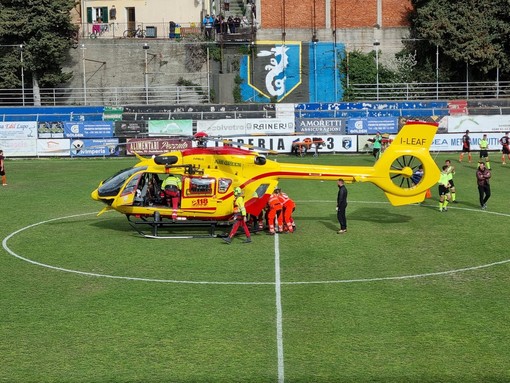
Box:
91, 189, 100, 201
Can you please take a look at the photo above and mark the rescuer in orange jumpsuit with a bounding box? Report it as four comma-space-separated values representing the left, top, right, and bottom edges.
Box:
277, 188, 296, 233
267, 188, 283, 234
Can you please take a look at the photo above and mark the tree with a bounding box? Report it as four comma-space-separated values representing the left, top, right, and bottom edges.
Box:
408, 0, 510, 82
340, 50, 395, 100
0, 0, 77, 105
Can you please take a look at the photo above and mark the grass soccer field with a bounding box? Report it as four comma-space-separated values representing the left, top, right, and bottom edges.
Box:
1, 153, 510, 383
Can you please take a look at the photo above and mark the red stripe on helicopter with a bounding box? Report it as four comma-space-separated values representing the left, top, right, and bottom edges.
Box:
250, 171, 355, 181
183, 147, 255, 156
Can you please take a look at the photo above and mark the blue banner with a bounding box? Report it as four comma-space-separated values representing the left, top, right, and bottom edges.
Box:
295, 118, 345, 134
64, 121, 114, 138
347, 117, 398, 134
70, 138, 120, 157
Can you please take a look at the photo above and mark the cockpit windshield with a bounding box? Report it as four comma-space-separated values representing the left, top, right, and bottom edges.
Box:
97, 166, 148, 197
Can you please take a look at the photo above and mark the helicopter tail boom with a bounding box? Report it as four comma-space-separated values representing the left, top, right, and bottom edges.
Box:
275, 121, 439, 206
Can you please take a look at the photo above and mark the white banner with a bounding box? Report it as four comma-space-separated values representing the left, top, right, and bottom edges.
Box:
0, 138, 37, 156
275, 103, 295, 119
431, 132, 504, 152
0, 121, 38, 139
36, 139, 71, 157
441, 115, 510, 133
205, 135, 358, 153
197, 118, 295, 136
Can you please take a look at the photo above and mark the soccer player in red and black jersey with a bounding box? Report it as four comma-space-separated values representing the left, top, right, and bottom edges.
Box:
0, 150, 6, 186
500, 132, 510, 165
459, 130, 472, 163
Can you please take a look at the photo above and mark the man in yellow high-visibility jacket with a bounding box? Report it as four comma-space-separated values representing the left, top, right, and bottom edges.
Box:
222, 187, 252, 244
161, 174, 181, 220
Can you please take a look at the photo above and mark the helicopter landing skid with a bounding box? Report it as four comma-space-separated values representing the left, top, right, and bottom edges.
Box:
127, 215, 225, 239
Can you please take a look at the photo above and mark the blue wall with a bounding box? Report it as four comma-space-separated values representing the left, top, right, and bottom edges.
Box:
0, 106, 104, 122
295, 101, 449, 118
240, 41, 344, 103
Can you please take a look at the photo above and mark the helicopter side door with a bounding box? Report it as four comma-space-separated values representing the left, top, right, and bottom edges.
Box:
180, 176, 232, 214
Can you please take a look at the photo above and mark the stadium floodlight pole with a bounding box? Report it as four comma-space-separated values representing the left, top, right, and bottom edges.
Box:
143, 43, 150, 104
436, 44, 439, 99
496, 65, 500, 99
466, 61, 469, 99
373, 40, 380, 100
20, 44, 25, 106
81, 44, 87, 105
207, 46, 210, 102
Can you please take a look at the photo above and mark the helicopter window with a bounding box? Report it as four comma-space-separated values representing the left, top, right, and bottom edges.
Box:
218, 178, 232, 193
97, 166, 148, 197
254, 184, 269, 198
188, 178, 215, 196
122, 173, 142, 196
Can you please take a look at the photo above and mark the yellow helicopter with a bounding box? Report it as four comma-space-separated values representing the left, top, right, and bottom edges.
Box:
91, 121, 440, 238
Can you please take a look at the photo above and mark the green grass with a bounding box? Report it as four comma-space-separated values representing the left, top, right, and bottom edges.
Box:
1, 153, 510, 382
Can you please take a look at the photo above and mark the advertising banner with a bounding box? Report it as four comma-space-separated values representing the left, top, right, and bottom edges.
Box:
69, 138, 119, 157
64, 121, 114, 138
205, 135, 357, 153
36, 139, 71, 157
103, 106, 124, 121
148, 120, 193, 136
347, 117, 398, 134
0, 138, 37, 156
430, 132, 504, 152
126, 138, 192, 155
197, 118, 295, 136
275, 103, 296, 119
295, 118, 345, 134
442, 115, 510, 133
0, 121, 38, 139
196, 119, 247, 136
115, 121, 148, 137
38, 122, 64, 138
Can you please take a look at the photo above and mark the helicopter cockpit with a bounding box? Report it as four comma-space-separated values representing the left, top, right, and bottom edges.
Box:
97, 166, 148, 198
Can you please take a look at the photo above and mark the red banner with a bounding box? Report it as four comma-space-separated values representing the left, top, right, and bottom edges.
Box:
126, 138, 192, 155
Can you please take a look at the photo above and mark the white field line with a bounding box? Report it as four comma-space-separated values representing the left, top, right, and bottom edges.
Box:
274, 233, 285, 383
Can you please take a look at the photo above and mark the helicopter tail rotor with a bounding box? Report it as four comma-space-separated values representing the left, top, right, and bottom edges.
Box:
367, 121, 440, 206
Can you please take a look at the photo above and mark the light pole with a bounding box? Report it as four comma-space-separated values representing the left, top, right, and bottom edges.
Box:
19, 44, 25, 106
143, 43, 149, 104
435, 44, 439, 99
373, 40, 380, 100
81, 44, 87, 105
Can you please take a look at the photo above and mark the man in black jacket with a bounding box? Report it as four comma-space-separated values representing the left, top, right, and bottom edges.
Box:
336, 178, 348, 234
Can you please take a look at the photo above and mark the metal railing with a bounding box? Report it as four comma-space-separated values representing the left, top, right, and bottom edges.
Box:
76, 21, 255, 42
1, 80, 510, 107
0, 85, 210, 106
349, 81, 510, 101
78, 21, 203, 40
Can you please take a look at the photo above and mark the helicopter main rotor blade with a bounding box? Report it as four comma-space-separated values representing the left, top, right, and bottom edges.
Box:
206, 136, 279, 154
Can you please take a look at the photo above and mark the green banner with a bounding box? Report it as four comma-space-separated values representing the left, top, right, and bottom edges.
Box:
103, 106, 124, 121
148, 120, 193, 136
